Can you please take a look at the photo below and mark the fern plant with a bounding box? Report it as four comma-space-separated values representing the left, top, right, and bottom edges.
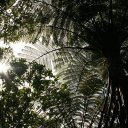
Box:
1, 0, 128, 127
18, 42, 108, 127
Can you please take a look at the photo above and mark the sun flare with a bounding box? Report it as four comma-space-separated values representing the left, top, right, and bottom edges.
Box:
0, 64, 10, 73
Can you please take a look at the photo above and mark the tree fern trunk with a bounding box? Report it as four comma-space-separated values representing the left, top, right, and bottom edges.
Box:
118, 72, 128, 127
104, 55, 128, 127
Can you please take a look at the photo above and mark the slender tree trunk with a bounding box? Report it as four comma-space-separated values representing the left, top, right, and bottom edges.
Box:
108, 54, 128, 127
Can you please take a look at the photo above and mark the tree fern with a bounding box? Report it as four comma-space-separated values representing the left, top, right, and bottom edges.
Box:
2, 0, 128, 127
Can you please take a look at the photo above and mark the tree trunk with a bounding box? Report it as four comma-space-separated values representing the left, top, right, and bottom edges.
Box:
107, 54, 128, 127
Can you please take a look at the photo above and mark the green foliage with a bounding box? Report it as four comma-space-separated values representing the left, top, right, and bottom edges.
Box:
0, 59, 57, 128
10, 59, 28, 76
0, 57, 105, 128
1, 0, 128, 127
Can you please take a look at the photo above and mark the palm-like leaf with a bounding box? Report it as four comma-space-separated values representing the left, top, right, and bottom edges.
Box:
18, 41, 107, 127
2, 0, 128, 127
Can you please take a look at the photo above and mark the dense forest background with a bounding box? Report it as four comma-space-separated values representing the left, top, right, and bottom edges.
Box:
1, 0, 128, 128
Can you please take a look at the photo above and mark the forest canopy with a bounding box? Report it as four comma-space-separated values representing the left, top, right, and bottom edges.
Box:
1, 0, 128, 128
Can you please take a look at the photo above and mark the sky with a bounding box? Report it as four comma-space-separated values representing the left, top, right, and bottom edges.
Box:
0, 41, 26, 57
10, 42, 26, 57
